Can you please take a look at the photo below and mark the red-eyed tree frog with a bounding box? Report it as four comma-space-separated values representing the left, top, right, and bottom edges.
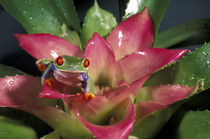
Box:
36, 55, 95, 99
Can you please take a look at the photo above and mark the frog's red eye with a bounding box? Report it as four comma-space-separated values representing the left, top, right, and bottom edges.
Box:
83, 59, 89, 68
56, 56, 63, 66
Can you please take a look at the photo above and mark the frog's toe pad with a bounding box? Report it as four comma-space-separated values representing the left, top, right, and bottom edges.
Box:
44, 78, 54, 89
76, 93, 82, 95
37, 62, 47, 72
84, 92, 95, 100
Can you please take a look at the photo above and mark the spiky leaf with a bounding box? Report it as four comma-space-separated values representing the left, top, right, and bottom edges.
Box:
0, 0, 80, 34
175, 111, 210, 139
145, 43, 210, 90
80, 1, 117, 49
0, 0, 81, 46
155, 19, 210, 48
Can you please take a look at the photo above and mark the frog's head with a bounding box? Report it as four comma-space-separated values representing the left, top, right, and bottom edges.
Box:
54, 55, 89, 73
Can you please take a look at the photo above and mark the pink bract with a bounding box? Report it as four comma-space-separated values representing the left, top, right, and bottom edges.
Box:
74, 99, 135, 139
15, 33, 84, 59
107, 7, 154, 60
0, 75, 41, 106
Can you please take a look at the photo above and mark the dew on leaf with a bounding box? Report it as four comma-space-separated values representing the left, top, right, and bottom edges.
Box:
9, 80, 14, 86
191, 74, 195, 80
7, 79, 15, 92
202, 51, 208, 56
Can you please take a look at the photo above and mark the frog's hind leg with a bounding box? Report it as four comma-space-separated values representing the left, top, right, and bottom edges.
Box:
82, 73, 95, 100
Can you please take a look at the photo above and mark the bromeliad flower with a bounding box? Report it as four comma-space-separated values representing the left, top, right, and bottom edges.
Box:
0, 8, 194, 139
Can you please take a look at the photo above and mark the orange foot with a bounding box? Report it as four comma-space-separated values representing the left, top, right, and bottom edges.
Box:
44, 78, 54, 89
37, 62, 47, 72
76, 92, 83, 96
83, 92, 95, 100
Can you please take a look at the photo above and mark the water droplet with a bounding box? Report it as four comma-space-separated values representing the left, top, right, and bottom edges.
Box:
207, 60, 210, 64
90, 41, 94, 45
203, 51, 208, 56
23, 11, 27, 14
118, 31, 123, 47
191, 74, 195, 80
29, 17, 33, 20
76, 112, 80, 116
9, 80, 14, 86
7, 79, 15, 91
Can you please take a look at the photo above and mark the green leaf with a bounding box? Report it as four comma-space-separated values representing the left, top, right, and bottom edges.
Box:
80, 0, 117, 49
131, 99, 184, 138
50, 0, 80, 32
128, 135, 139, 139
155, 19, 210, 48
145, 43, 210, 90
0, 64, 25, 77
0, 0, 61, 35
119, 0, 170, 43
41, 131, 60, 139
0, 0, 81, 46
0, 116, 37, 139
59, 24, 81, 48
0, 107, 53, 138
19, 106, 93, 139
175, 110, 210, 139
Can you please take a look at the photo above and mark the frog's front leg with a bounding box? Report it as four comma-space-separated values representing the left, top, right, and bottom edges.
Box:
41, 63, 56, 89
82, 73, 95, 99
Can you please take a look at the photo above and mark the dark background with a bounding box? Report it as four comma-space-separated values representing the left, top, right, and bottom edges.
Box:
0, 0, 210, 75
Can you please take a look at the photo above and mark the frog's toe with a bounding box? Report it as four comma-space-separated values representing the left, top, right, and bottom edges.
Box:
84, 92, 95, 100
44, 78, 54, 89
76, 92, 83, 96
37, 62, 47, 72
